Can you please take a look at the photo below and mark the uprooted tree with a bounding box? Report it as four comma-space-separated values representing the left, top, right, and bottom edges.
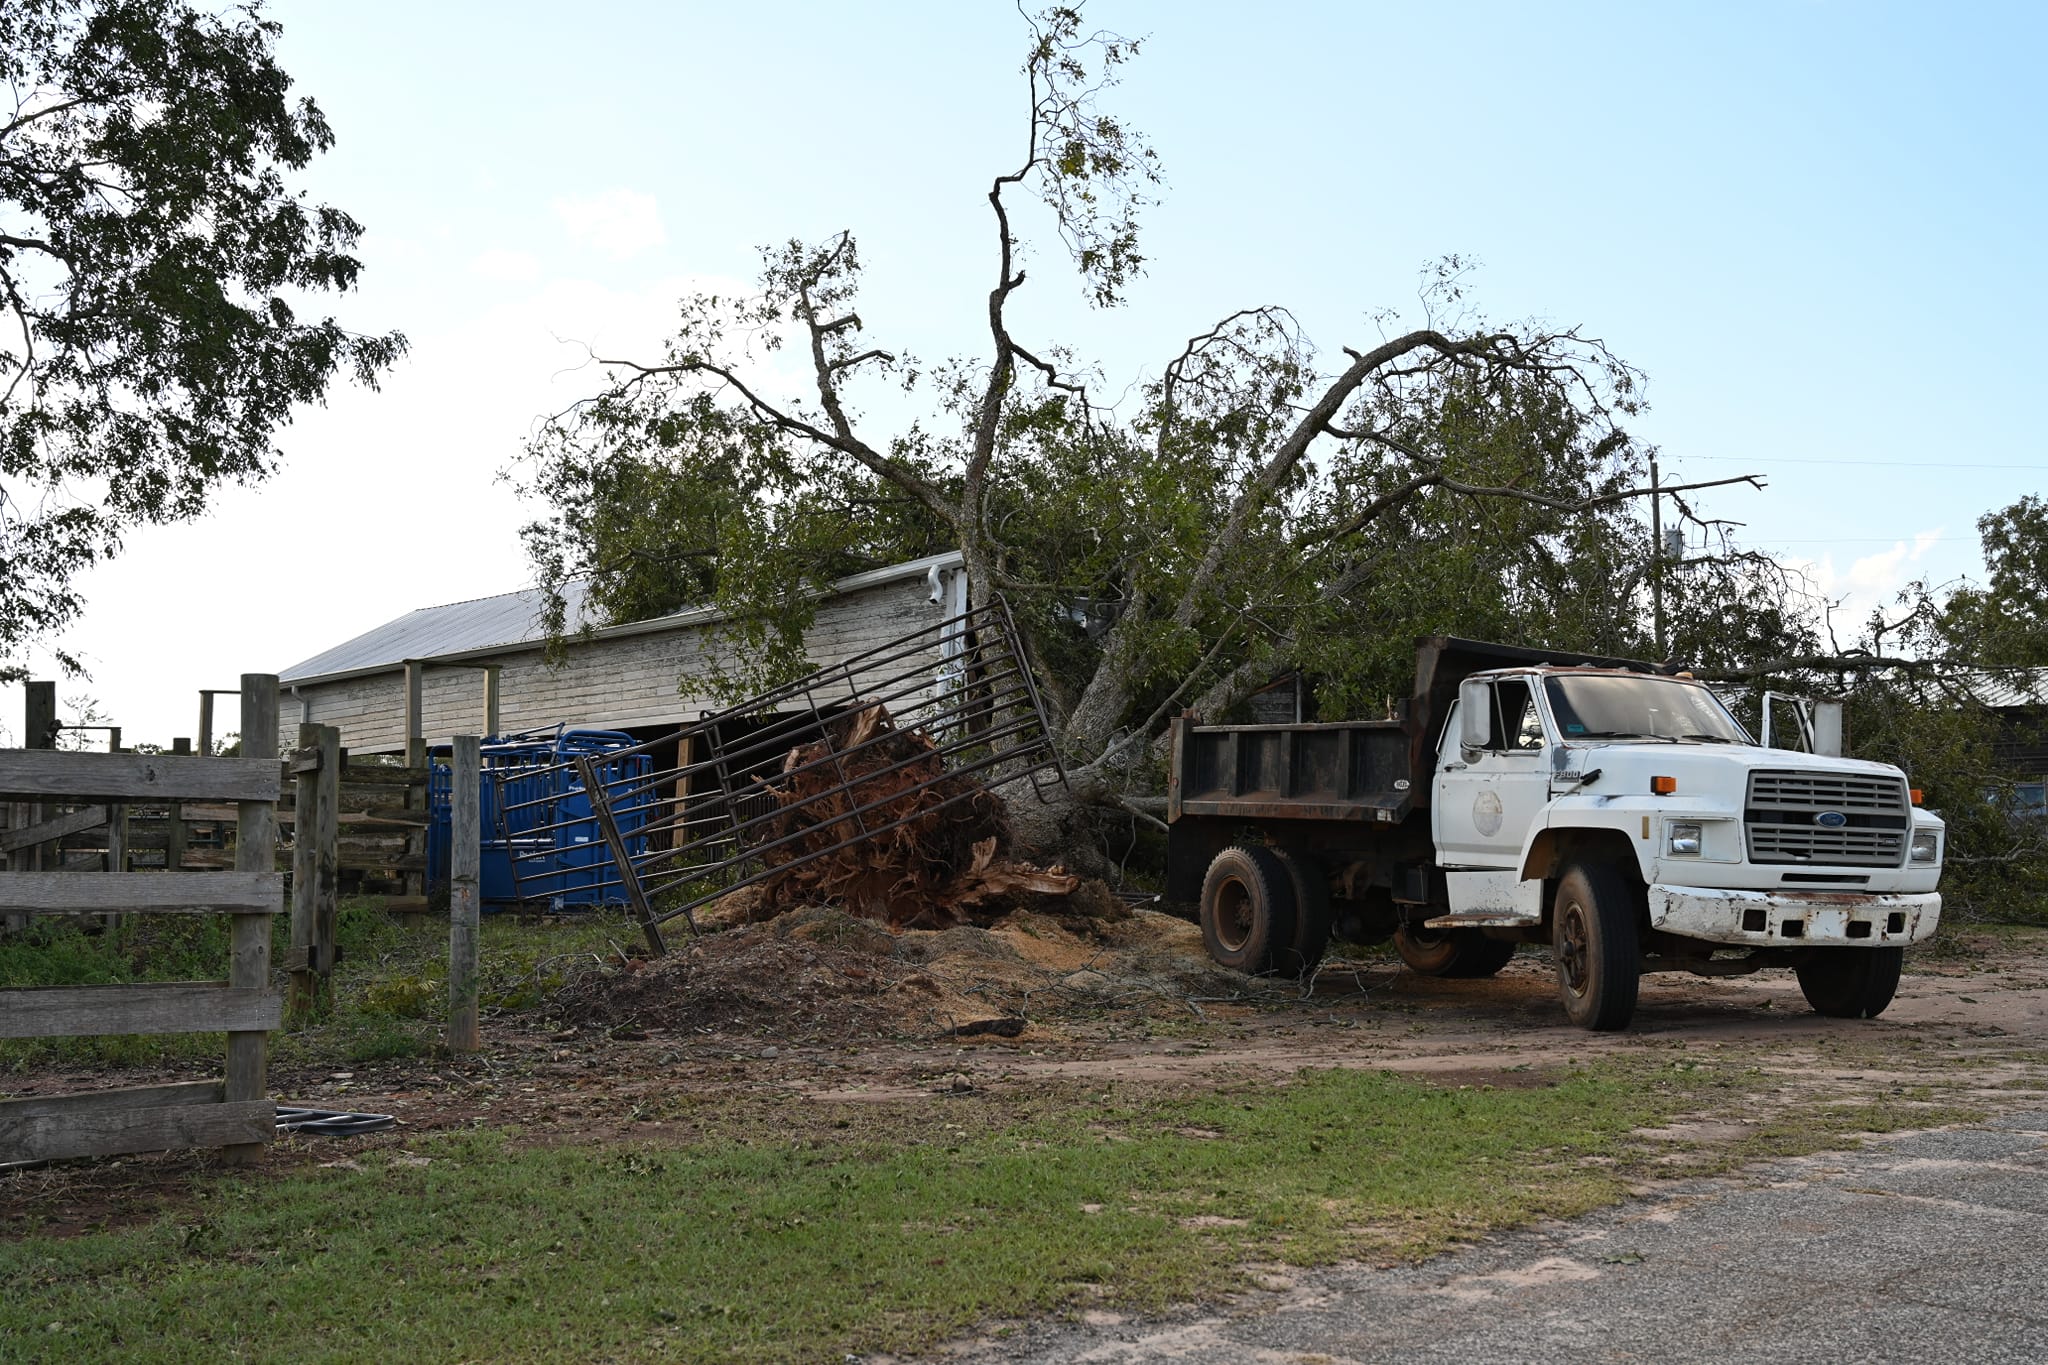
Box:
520, 7, 1779, 855
0, 0, 405, 677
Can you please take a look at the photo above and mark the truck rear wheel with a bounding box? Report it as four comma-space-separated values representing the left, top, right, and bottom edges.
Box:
1393, 924, 1516, 978
1552, 862, 1640, 1031
1199, 846, 1298, 976
1796, 947, 1903, 1019
1271, 850, 1332, 977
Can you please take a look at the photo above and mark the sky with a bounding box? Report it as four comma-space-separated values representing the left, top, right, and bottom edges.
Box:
4, 0, 2043, 747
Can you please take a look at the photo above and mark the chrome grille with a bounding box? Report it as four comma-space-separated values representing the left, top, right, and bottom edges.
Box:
1748, 771, 1908, 814
1745, 769, 1909, 867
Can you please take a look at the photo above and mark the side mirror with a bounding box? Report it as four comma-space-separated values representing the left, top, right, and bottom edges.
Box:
1811, 699, 1844, 757
1458, 679, 1492, 754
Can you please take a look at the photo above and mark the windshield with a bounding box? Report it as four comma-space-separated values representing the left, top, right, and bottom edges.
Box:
1542, 674, 1754, 745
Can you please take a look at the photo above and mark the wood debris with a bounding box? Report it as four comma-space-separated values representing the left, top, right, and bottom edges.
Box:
748, 703, 1077, 929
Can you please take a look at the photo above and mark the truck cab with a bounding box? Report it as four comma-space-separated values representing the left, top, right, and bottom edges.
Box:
1165, 637, 1945, 1030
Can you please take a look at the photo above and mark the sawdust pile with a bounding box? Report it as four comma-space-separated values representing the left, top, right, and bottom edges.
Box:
736, 702, 1078, 930
553, 905, 1260, 1045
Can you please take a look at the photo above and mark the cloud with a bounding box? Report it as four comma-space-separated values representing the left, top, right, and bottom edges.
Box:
1788, 527, 1946, 636
552, 189, 666, 261
470, 248, 541, 282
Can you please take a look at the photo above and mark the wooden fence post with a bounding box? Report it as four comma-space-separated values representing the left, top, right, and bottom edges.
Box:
448, 734, 481, 1053
483, 666, 501, 738
226, 674, 278, 1165
289, 723, 320, 1020
313, 724, 339, 988
22, 681, 54, 883
167, 738, 191, 872
25, 681, 55, 752
403, 661, 425, 768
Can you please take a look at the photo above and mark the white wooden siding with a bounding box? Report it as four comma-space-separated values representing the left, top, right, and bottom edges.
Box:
278, 578, 946, 753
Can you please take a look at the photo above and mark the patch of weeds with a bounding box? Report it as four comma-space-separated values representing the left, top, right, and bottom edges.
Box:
359, 973, 440, 1019
337, 1018, 435, 1064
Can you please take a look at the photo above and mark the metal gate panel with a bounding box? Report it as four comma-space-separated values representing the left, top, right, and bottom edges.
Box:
498, 599, 1064, 953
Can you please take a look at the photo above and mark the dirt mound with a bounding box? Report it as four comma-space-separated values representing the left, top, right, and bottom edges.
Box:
553, 905, 1262, 1044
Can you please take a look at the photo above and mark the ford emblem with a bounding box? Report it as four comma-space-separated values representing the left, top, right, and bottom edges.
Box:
1815, 811, 1848, 828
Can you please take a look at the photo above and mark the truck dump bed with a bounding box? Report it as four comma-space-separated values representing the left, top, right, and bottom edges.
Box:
1167, 718, 1415, 825
1165, 636, 1671, 830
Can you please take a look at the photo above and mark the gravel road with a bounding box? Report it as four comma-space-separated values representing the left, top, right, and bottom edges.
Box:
923, 1110, 2048, 1364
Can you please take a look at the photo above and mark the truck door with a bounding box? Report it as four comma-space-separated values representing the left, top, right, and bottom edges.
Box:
1435, 677, 1553, 868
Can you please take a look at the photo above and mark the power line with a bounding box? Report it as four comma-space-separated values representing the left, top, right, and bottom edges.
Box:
1677, 454, 2045, 471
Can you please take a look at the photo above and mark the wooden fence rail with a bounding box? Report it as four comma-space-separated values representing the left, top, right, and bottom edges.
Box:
0, 675, 283, 1167
0, 753, 430, 903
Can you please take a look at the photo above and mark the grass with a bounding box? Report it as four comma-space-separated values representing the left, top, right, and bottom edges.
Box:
1, 1065, 1695, 1364
0, 901, 643, 1073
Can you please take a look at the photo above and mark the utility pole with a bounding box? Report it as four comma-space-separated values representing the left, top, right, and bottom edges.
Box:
1650, 456, 1666, 660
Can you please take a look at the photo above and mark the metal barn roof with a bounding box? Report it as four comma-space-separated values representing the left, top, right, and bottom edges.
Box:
278, 551, 964, 686
278, 581, 596, 684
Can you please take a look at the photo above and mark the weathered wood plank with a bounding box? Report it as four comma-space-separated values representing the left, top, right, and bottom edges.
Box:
449, 735, 481, 1052
0, 751, 279, 803
182, 803, 427, 827
0, 871, 282, 914
0, 1099, 271, 1164
0, 1079, 223, 1121
0, 983, 281, 1039
0, 805, 107, 854
228, 675, 279, 1164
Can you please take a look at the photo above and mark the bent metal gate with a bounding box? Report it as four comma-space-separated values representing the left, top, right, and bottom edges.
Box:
495, 599, 1066, 953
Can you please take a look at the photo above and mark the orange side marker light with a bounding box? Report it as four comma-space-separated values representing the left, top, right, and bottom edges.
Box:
1651, 776, 1678, 795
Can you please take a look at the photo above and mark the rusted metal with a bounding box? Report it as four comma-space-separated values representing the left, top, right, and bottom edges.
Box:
504, 599, 1065, 953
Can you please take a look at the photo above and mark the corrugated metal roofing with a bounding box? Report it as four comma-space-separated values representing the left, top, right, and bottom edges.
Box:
1971, 671, 2048, 709
278, 551, 965, 685
279, 581, 596, 683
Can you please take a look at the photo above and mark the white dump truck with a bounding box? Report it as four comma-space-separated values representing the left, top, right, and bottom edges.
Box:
1164, 637, 1944, 1029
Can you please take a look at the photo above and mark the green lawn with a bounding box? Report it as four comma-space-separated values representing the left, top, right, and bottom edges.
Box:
3, 1066, 1680, 1364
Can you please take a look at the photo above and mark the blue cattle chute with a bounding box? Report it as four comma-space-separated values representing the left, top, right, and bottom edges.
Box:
428, 727, 655, 910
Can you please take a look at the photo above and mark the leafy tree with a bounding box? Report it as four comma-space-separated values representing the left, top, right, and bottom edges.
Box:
520, 8, 1756, 848
0, 0, 403, 675
1936, 496, 2048, 668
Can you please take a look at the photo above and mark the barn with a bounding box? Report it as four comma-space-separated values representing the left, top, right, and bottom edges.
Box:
275, 551, 968, 756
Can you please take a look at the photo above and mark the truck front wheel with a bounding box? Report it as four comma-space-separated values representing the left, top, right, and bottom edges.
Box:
1199, 846, 1298, 976
1795, 947, 1903, 1019
1552, 863, 1641, 1031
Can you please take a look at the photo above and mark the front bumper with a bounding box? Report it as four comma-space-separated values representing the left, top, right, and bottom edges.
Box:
1647, 883, 1941, 947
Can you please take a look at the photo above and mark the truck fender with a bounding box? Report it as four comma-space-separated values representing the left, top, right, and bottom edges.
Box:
1518, 815, 1650, 887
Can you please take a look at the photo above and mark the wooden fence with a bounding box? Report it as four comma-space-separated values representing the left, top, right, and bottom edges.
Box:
0, 676, 283, 1166
0, 750, 430, 908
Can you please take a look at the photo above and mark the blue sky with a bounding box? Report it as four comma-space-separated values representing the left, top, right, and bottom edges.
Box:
5, 1, 2042, 745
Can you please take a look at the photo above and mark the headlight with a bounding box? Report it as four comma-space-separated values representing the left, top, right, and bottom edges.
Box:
1668, 821, 1703, 856
1910, 830, 1939, 863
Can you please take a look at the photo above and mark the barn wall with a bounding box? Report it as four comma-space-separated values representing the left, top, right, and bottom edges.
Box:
279, 575, 948, 753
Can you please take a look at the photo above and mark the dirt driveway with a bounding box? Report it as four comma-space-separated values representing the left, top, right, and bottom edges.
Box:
282, 916, 2048, 1118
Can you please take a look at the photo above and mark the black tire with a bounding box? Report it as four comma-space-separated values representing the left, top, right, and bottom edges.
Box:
1270, 850, 1332, 977
1552, 862, 1641, 1031
1199, 846, 1298, 975
1446, 934, 1517, 979
1393, 923, 1516, 978
1796, 947, 1903, 1019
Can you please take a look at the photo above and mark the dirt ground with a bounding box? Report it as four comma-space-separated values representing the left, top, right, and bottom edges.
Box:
7, 906, 2048, 1229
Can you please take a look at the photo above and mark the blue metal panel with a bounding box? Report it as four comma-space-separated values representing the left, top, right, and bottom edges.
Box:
428, 726, 654, 911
